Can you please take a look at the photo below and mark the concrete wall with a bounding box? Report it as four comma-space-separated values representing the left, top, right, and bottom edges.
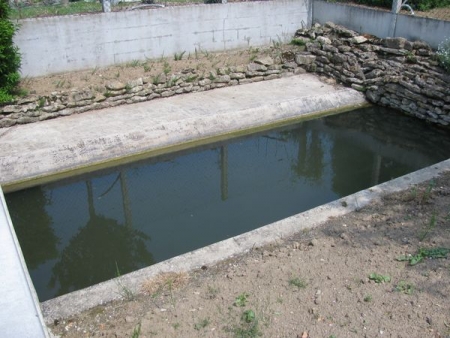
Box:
14, 0, 308, 77
312, 0, 450, 49
395, 14, 450, 49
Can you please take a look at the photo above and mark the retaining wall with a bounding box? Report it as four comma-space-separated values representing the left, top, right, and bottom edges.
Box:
14, 0, 308, 77
294, 22, 450, 126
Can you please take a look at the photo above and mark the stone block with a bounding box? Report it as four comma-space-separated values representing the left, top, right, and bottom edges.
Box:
352, 36, 368, 44
254, 56, 274, 66
295, 54, 316, 66
106, 81, 126, 91
317, 36, 332, 45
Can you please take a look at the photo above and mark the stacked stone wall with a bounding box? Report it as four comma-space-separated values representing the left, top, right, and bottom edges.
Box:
295, 22, 450, 126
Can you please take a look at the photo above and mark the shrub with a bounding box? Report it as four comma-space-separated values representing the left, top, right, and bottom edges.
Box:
437, 37, 450, 72
408, 0, 450, 11
0, 0, 21, 105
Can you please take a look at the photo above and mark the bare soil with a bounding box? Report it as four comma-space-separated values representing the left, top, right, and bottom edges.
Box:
49, 171, 450, 338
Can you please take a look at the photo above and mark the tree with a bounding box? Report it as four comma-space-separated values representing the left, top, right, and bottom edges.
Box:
0, 0, 21, 104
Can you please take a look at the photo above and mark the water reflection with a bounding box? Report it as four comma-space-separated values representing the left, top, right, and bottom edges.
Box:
6, 107, 450, 301
48, 179, 153, 297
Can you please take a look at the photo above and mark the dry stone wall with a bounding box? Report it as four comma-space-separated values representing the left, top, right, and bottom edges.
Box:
295, 22, 450, 126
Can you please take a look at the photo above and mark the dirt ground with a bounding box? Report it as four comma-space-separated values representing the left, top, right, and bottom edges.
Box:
48, 171, 450, 338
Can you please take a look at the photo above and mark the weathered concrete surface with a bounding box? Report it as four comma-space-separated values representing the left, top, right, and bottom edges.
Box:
0, 75, 367, 192
40, 156, 450, 323
0, 189, 49, 338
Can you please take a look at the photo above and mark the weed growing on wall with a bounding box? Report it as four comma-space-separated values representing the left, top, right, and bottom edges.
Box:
0, 0, 21, 104
437, 37, 450, 72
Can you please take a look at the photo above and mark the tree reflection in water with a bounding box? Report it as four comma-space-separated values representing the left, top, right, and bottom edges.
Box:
49, 177, 153, 297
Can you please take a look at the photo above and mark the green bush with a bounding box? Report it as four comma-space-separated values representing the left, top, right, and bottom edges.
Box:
437, 37, 450, 72
0, 0, 21, 105
408, 0, 450, 11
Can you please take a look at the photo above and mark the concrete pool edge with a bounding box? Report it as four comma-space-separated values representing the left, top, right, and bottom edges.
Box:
40, 158, 450, 324
0, 189, 50, 337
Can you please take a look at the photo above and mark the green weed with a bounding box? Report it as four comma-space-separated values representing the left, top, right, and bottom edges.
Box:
232, 310, 262, 338
143, 63, 152, 72
437, 37, 450, 72
242, 309, 256, 323
185, 74, 198, 83
422, 180, 435, 203
208, 73, 216, 81
234, 292, 250, 307
368, 273, 391, 283
395, 281, 414, 295
55, 79, 65, 88
163, 61, 171, 75
174, 51, 186, 61
131, 323, 141, 338
152, 74, 161, 85
166, 76, 179, 87
194, 318, 210, 330
291, 37, 308, 46
397, 247, 450, 265
115, 262, 134, 300
271, 36, 283, 49
38, 97, 46, 108
127, 60, 141, 68
419, 212, 437, 241
289, 277, 307, 289
363, 294, 372, 302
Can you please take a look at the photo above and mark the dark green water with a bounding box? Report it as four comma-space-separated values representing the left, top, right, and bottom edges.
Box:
6, 106, 450, 301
